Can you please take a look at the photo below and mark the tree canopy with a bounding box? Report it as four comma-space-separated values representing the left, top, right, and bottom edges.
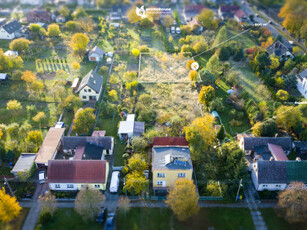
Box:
73, 108, 96, 135
0, 187, 22, 222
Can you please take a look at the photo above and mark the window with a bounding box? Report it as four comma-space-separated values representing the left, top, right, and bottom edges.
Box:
276, 185, 281, 188
81, 185, 84, 188
157, 173, 165, 178
67, 184, 74, 188
88, 89, 91, 92
177, 173, 186, 178
95, 185, 100, 188
82, 96, 86, 99
55, 184, 60, 188
262, 184, 267, 188
84, 89, 87, 92
157, 181, 163, 185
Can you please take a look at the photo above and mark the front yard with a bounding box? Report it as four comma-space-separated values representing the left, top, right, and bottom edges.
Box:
116, 207, 254, 230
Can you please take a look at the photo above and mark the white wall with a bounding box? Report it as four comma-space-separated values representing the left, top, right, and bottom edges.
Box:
297, 76, 307, 98
20, 0, 41, 5
79, 85, 102, 102
0, 29, 14, 40
88, 53, 101, 62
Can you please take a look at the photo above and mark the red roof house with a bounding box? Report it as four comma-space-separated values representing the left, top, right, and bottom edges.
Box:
153, 137, 189, 147
268, 143, 289, 161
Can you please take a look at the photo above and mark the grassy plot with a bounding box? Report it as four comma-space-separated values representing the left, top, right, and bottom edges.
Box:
0, 208, 30, 230
35, 208, 102, 230
260, 208, 307, 230
116, 208, 254, 230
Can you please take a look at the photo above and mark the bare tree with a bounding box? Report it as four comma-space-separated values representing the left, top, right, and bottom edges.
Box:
117, 196, 131, 216
39, 190, 57, 216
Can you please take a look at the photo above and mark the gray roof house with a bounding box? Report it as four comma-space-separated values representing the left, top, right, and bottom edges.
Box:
0, 20, 22, 40
11, 153, 36, 176
76, 70, 103, 101
88, 46, 104, 62
267, 41, 294, 61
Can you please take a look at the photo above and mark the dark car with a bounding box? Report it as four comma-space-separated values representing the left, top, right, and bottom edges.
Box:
96, 207, 107, 224
106, 213, 115, 230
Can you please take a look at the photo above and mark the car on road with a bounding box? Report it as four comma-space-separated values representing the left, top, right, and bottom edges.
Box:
171, 26, 175, 34
106, 213, 115, 230
176, 27, 181, 34
38, 171, 45, 184
96, 207, 107, 224
110, 171, 120, 193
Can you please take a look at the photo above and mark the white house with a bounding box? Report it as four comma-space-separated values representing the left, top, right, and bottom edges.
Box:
4, 50, 18, 56
118, 114, 145, 140
297, 69, 307, 98
234, 9, 249, 23
251, 160, 307, 191
0, 20, 22, 40
267, 41, 294, 61
88, 46, 104, 62
76, 70, 104, 101
20, 0, 42, 5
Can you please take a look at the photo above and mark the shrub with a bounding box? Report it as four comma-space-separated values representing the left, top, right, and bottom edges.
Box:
39, 211, 52, 225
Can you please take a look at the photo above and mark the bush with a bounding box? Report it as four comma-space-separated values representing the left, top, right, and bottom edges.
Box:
39, 211, 52, 225
99, 66, 109, 75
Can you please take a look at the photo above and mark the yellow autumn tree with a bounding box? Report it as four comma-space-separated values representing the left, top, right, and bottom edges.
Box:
71, 62, 81, 71
0, 187, 22, 222
188, 70, 198, 81
69, 33, 89, 56
21, 70, 36, 83
166, 179, 199, 221
0, 128, 2, 140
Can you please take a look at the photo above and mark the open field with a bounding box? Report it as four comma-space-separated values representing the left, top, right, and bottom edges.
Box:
116, 207, 254, 230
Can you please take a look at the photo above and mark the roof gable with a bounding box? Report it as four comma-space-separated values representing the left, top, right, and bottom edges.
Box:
2, 20, 21, 34
89, 46, 104, 56
153, 137, 189, 147
243, 137, 292, 151
258, 161, 287, 184
76, 70, 103, 93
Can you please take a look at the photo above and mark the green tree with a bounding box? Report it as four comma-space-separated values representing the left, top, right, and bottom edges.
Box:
276, 89, 289, 101
58, 5, 70, 18
206, 54, 222, 77
193, 40, 208, 53
197, 8, 218, 29
217, 125, 225, 141
209, 97, 224, 112
127, 153, 147, 172
276, 106, 302, 132
7, 100, 22, 111
199, 85, 215, 106
9, 38, 31, 52
166, 179, 199, 221
199, 69, 216, 85
213, 26, 227, 47
131, 138, 147, 153
66, 21, 79, 31
73, 108, 96, 135
72, 7, 88, 20
29, 23, 42, 33
162, 15, 174, 27
47, 24, 60, 37
39, 190, 57, 216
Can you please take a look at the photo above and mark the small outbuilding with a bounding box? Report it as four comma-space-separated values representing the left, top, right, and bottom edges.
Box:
11, 153, 36, 177
0, 73, 9, 81
88, 46, 104, 62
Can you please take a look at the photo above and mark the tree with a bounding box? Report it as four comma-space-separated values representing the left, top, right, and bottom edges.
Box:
162, 15, 174, 27
186, 59, 195, 70
0, 187, 22, 222
218, 46, 230, 61
27, 130, 43, 151
29, 23, 42, 33
58, 5, 70, 18
270, 55, 280, 70
276, 105, 302, 132
132, 48, 140, 57
77, 17, 96, 33
193, 40, 208, 53
70, 33, 90, 56
213, 26, 227, 47
30, 80, 44, 97
168, 35, 173, 43
276, 89, 289, 101
117, 196, 130, 216
138, 94, 152, 105
209, 97, 225, 113
73, 108, 96, 135
277, 182, 307, 223
124, 171, 148, 195
188, 70, 198, 81
0, 128, 2, 140
199, 69, 216, 85
199, 85, 215, 106
127, 6, 141, 24
139, 45, 150, 53
32, 112, 46, 126
21, 70, 36, 83
206, 54, 222, 77
197, 8, 218, 29
61, 95, 82, 113
166, 179, 199, 221
283, 59, 295, 73
262, 120, 278, 137
75, 188, 105, 221
181, 44, 194, 56
140, 18, 152, 28
9, 38, 31, 52
217, 125, 225, 141
180, 25, 192, 34
127, 153, 147, 172
7, 100, 22, 111
66, 21, 79, 31
39, 190, 57, 216
47, 24, 60, 37
72, 7, 88, 20
71, 62, 81, 71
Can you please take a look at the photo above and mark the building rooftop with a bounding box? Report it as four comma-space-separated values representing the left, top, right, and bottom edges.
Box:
35, 127, 65, 164
2, 20, 21, 34
76, 70, 103, 93
152, 147, 193, 170
153, 137, 189, 147
219, 5, 240, 13
11, 153, 36, 174
63, 136, 113, 150
118, 114, 145, 134
89, 46, 104, 56
47, 160, 108, 183
268, 143, 289, 161
267, 41, 290, 57
243, 136, 292, 151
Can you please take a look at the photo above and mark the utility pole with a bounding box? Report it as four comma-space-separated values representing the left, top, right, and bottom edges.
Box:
235, 178, 243, 202
4, 177, 14, 197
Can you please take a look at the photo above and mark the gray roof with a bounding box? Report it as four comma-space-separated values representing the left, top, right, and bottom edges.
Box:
76, 70, 103, 93
11, 153, 36, 173
134, 121, 145, 133
243, 137, 292, 151
257, 161, 287, 184
267, 41, 290, 57
89, 46, 104, 56
298, 69, 307, 79
63, 136, 112, 150
2, 20, 21, 34
152, 147, 193, 170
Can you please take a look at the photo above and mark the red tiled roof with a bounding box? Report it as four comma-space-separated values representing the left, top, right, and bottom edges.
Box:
47, 160, 108, 183
235, 9, 246, 19
153, 137, 189, 147
184, 4, 205, 13
92, 130, 106, 137
268, 143, 289, 161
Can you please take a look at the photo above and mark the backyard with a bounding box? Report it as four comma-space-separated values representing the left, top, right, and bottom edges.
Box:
116, 207, 254, 230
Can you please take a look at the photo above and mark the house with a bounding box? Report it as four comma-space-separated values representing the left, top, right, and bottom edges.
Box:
76, 70, 103, 101
251, 161, 307, 191
34, 127, 66, 168
238, 136, 292, 155
88, 46, 104, 62
0, 20, 22, 40
293, 141, 307, 160
234, 9, 249, 23
296, 69, 307, 98
20, 0, 42, 5
183, 4, 205, 22
27, 9, 52, 23
152, 137, 193, 194
218, 5, 240, 20
11, 153, 36, 177
118, 114, 145, 140
47, 160, 109, 191
4, 50, 18, 56
188, 18, 203, 33
267, 41, 294, 61
0, 73, 9, 81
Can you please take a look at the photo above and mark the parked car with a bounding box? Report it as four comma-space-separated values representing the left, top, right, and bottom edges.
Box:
96, 207, 107, 224
106, 213, 115, 230
268, 20, 273, 24
176, 27, 180, 34
289, 40, 295, 46
110, 171, 120, 193
38, 171, 45, 184
255, 14, 259, 17
171, 26, 175, 33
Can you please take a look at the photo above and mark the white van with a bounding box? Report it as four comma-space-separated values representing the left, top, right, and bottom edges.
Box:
39, 171, 45, 184
110, 171, 120, 193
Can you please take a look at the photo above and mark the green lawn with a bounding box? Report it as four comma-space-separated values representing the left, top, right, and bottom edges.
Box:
35, 208, 102, 230
260, 208, 307, 230
116, 208, 254, 230
0, 208, 30, 230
